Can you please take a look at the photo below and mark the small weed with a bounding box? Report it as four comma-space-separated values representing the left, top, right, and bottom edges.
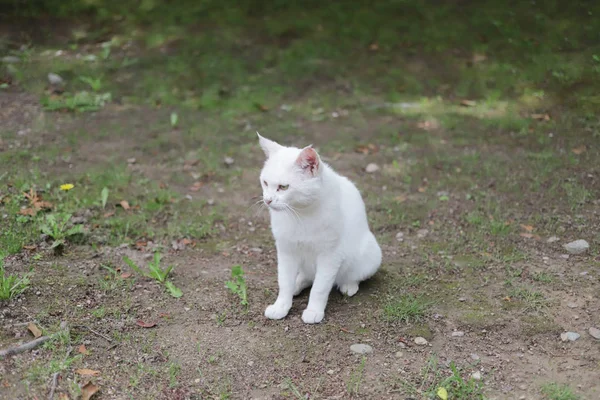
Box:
170, 112, 179, 128
124, 253, 182, 298
92, 306, 107, 318
541, 382, 580, 400
79, 76, 103, 92
383, 294, 430, 323
168, 362, 181, 388
347, 356, 366, 395
283, 378, 305, 400
225, 265, 248, 307
533, 272, 554, 283
489, 220, 511, 235
41, 91, 112, 112
39, 213, 84, 251
0, 254, 31, 301
509, 286, 547, 312
101, 187, 109, 209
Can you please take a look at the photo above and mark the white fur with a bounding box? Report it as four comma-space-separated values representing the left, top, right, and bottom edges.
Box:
257, 133, 382, 324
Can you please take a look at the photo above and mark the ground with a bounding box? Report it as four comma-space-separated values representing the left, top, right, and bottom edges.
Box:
1, 1, 599, 399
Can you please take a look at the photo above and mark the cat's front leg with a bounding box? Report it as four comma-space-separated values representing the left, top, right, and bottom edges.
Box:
302, 254, 340, 324
265, 248, 299, 320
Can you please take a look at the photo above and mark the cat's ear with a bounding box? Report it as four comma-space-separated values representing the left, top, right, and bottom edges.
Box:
257, 132, 283, 158
296, 146, 320, 176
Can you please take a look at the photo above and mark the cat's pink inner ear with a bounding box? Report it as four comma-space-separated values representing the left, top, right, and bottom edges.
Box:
296, 147, 319, 175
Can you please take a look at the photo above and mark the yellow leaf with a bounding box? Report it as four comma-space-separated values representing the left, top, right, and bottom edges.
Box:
437, 387, 448, 400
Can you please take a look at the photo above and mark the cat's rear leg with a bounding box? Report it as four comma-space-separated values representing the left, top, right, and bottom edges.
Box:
338, 282, 359, 297
294, 272, 312, 296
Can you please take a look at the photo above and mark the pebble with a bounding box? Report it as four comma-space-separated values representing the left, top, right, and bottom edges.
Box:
547, 236, 560, 243
327, 369, 335, 375
416, 229, 429, 238
589, 327, 600, 340
247, 361, 254, 367
471, 371, 482, 380
560, 332, 580, 342
395, 351, 404, 358
458, 297, 467, 302
470, 353, 480, 360
567, 302, 578, 309
563, 239, 589, 255
365, 163, 380, 173
350, 344, 373, 354
398, 342, 407, 349
395, 232, 404, 242
47, 72, 64, 86
414, 337, 428, 345
451, 331, 465, 337
223, 156, 234, 166
2, 56, 20, 63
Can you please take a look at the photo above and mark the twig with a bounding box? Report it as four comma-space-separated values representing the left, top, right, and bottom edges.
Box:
75, 325, 112, 343
48, 372, 59, 400
0, 335, 53, 358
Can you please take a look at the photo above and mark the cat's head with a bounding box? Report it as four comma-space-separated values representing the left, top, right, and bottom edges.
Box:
257, 133, 323, 211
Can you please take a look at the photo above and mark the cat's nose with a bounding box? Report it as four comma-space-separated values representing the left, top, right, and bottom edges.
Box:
265, 198, 273, 205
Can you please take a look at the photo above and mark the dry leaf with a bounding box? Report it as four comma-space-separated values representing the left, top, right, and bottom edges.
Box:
572, 146, 586, 155
58, 393, 70, 400
27, 323, 42, 338
118, 200, 130, 210
255, 103, 269, 112
81, 381, 100, 400
472, 53, 487, 63
120, 273, 133, 279
369, 43, 379, 51
189, 182, 203, 192
76, 369, 101, 377
78, 344, 90, 355
520, 224, 534, 232
18, 208, 38, 216
103, 211, 115, 218
136, 320, 157, 328
460, 99, 477, 107
531, 113, 550, 121
394, 195, 407, 203
520, 233, 534, 239
23, 245, 37, 250
418, 187, 427, 193
503, 296, 511, 301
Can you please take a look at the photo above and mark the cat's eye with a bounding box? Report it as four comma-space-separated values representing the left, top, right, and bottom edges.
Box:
278, 184, 289, 191
263, 180, 268, 186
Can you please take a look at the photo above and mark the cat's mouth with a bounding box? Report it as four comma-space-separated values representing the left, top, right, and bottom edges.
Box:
268, 204, 285, 211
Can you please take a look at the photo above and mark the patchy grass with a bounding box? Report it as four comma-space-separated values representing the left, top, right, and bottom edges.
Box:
541, 383, 580, 400
382, 294, 431, 323
0, 254, 31, 300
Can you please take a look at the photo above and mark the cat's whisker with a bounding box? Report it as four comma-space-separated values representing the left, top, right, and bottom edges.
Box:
284, 203, 302, 226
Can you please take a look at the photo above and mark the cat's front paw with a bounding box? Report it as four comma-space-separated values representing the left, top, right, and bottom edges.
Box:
301, 309, 324, 324
264, 302, 291, 320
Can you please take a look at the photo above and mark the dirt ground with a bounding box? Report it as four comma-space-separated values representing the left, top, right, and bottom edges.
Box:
1, 2, 600, 399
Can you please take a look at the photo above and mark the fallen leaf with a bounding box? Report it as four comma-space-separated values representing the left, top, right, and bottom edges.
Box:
159, 313, 171, 318
23, 245, 37, 250
103, 211, 115, 218
394, 195, 407, 203
76, 369, 101, 377
189, 182, 203, 192
369, 43, 379, 51
136, 320, 157, 328
118, 200, 130, 210
418, 187, 427, 193
472, 53, 487, 63
520, 224, 534, 232
531, 113, 550, 121
572, 146, 586, 155
58, 393, 70, 400
120, 273, 132, 279
18, 208, 38, 216
354, 143, 378, 155
503, 296, 511, 301
437, 387, 449, 400
78, 344, 90, 355
520, 233, 535, 239
81, 381, 99, 400
460, 99, 477, 107
181, 238, 193, 245
135, 241, 147, 249
255, 103, 269, 112
27, 323, 42, 338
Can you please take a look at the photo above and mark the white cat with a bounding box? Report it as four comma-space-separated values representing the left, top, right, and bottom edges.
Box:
257, 133, 382, 324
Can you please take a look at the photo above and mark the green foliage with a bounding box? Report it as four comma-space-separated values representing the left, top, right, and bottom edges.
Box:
0, 253, 31, 301
225, 265, 248, 307
123, 253, 182, 298
383, 294, 430, 323
40, 213, 84, 250
101, 187, 109, 209
541, 383, 580, 400
41, 91, 111, 112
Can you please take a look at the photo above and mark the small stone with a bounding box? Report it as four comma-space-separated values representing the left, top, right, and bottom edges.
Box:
207, 199, 215, 206
127, 157, 136, 164
560, 332, 580, 342
395, 351, 404, 358
563, 239, 589, 255
414, 337, 428, 345
589, 327, 600, 340
470, 353, 480, 360
247, 361, 255, 367
471, 371, 482, 380
224, 156, 234, 166
547, 236, 560, 243
2, 56, 20, 64
451, 331, 465, 337
416, 229, 429, 238
458, 297, 467, 302
566, 302, 578, 309
350, 344, 373, 354
398, 342, 407, 349
194, 378, 201, 384
560, 254, 570, 260
36, 291, 41, 296
365, 163, 380, 173
395, 232, 404, 242
327, 369, 334, 375
47, 72, 64, 86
